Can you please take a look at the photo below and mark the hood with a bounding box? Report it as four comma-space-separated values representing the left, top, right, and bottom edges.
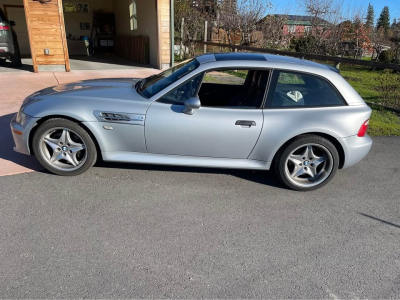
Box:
33, 78, 142, 97
23, 78, 153, 119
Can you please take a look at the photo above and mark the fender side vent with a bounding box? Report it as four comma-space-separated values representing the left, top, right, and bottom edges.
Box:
100, 113, 131, 122
93, 110, 146, 126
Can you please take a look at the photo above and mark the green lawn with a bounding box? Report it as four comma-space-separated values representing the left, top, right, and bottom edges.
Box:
369, 107, 400, 136
339, 65, 400, 136
340, 65, 381, 103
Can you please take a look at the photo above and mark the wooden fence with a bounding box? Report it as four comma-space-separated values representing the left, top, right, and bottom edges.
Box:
198, 41, 400, 72
115, 36, 149, 65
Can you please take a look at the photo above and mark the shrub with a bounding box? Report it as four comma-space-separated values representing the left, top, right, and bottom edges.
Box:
377, 70, 400, 109
378, 50, 397, 63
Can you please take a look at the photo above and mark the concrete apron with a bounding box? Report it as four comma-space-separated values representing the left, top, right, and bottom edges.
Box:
0, 69, 159, 177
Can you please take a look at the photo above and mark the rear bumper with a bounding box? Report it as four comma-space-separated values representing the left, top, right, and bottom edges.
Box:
0, 47, 11, 57
10, 113, 38, 156
0, 43, 13, 56
342, 135, 372, 169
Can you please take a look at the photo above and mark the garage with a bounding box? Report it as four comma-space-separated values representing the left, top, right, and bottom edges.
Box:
0, 0, 172, 72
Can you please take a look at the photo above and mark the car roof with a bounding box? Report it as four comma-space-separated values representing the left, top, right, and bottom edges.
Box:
195, 52, 332, 72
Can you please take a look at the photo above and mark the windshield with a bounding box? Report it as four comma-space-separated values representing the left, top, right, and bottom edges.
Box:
138, 59, 200, 99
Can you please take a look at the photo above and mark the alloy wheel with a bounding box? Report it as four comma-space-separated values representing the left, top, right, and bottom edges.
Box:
39, 127, 88, 171
284, 143, 334, 188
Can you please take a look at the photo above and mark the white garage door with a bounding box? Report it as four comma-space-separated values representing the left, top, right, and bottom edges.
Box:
6, 6, 31, 56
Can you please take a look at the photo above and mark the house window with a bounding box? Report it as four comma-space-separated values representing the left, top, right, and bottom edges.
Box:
288, 25, 296, 33
305, 26, 312, 34
129, 0, 138, 30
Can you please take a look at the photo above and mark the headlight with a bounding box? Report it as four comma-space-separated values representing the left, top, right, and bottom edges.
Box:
16, 109, 27, 125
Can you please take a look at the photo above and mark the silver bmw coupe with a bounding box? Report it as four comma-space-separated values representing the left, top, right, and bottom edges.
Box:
11, 53, 372, 191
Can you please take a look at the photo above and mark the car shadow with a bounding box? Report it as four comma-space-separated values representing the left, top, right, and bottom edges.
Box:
0, 59, 34, 72
0, 112, 285, 189
0, 113, 42, 171
95, 161, 285, 190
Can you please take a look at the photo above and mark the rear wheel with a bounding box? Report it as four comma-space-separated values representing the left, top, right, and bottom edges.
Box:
33, 118, 97, 176
274, 135, 339, 191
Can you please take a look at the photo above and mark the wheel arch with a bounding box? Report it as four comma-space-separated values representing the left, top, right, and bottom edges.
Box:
271, 132, 346, 169
28, 115, 102, 160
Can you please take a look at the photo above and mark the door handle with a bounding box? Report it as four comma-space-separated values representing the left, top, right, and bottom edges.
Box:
235, 120, 256, 127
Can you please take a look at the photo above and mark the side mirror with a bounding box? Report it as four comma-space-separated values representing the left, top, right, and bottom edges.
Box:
183, 97, 201, 115
10, 20, 16, 27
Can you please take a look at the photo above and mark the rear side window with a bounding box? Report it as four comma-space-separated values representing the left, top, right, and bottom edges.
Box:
266, 70, 345, 108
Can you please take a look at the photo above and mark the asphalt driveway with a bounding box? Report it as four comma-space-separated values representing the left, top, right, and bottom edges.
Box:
0, 137, 399, 298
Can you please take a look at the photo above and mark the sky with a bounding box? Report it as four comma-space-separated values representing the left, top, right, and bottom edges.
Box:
264, 0, 400, 22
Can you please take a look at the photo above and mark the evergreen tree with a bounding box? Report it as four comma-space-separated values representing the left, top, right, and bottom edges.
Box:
391, 18, 397, 28
365, 3, 375, 28
376, 6, 390, 34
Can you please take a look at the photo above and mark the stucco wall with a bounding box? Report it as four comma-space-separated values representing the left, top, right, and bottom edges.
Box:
0, 0, 23, 7
63, 0, 113, 40
113, 0, 159, 67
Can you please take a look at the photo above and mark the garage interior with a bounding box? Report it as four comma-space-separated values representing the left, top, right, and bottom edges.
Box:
0, 0, 172, 72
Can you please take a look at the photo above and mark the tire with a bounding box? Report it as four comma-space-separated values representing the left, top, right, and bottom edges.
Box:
274, 134, 339, 191
33, 118, 97, 176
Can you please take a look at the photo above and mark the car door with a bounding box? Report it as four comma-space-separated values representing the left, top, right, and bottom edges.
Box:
145, 70, 265, 159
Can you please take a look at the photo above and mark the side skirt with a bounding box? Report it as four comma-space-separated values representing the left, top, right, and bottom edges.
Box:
102, 151, 271, 170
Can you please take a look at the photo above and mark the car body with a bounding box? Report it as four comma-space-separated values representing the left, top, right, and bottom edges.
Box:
10, 53, 372, 191
0, 8, 22, 66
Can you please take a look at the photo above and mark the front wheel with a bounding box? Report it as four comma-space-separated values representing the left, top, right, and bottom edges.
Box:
33, 118, 97, 176
274, 135, 339, 191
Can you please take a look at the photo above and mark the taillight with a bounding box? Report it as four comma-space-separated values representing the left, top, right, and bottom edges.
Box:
357, 119, 369, 137
0, 25, 10, 30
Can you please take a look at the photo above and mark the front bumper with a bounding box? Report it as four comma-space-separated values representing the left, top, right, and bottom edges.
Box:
10, 113, 38, 155
341, 134, 373, 169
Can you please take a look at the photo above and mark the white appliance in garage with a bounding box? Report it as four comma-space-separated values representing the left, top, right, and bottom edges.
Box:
5, 6, 30, 56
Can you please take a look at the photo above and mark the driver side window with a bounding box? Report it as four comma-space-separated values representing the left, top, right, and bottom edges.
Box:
157, 74, 203, 105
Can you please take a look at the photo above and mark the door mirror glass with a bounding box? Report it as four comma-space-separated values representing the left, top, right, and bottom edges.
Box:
183, 97, 201, 115
10, 20, 16, 27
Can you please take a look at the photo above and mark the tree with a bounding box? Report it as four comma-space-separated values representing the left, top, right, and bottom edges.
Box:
237, 0, 270, 45
392, 18, 397, 29
298, 0, 344, 55
365, 3, 374, 28
174, 0, 207, 58
376, 6, 390, 35
258, 15, 287, 49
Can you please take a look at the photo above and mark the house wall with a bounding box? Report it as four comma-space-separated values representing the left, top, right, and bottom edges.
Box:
0, 0, 23, 8
113, 0, 171, 68
0, 0, 30, 55
283, 24, 307, 36
113, 0, 159, 67
1, 0, 171, 71
23, 0, 69, 72
158, 0, 171, 69
63, 0, 113, 40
